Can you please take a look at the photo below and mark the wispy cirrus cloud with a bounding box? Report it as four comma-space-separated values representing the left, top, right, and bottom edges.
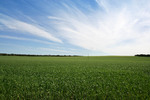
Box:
38, 47, 75, 53
0, 13, 62, 43
0, 0, 150, 55
0, 35, 54, 45
0, 43, 78, 55
48, 0, 150, 55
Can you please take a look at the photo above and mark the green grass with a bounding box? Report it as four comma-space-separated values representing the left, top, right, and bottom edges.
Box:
0, 56, 150, 99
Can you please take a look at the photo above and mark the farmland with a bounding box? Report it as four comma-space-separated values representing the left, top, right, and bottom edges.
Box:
0, 56, 150, 99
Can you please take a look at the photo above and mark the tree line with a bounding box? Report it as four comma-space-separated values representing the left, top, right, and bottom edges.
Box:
135, 54, 150, 57
0, 53, 81, 57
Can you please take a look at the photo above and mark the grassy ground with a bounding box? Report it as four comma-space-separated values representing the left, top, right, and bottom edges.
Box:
0, 56, 150, 99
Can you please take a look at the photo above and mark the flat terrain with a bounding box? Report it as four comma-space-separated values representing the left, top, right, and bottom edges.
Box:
0, 56, 150, 99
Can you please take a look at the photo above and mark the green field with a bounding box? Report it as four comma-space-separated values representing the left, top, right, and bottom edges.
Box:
0, 56, 150, 99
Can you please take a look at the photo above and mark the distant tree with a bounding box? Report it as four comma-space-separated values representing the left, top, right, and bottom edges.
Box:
135, 54, 150, 57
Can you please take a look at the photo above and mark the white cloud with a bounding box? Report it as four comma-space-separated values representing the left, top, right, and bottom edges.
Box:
48, 16, 67, 21
0, 14, 62, 43
49, 0, 150, 55
95, 0, 109, 13
0, 42, 77, 54
38, 47, 75, 53
0, 35, 54, 45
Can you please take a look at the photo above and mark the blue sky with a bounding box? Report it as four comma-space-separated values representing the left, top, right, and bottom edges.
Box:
0, 0, 150, 55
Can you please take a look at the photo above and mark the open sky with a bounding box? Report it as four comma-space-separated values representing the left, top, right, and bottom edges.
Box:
0, 0, 150, 56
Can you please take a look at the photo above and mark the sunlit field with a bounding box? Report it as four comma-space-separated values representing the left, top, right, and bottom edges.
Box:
0, 56, 150, 99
